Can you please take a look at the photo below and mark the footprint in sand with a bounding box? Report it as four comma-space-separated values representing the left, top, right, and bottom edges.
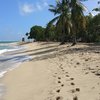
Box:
71, 88, 80, 93
76, 88, 80, 92
56, 89, 60, 93
76, 62, 80, 65
74, 66, 77, 68
65, 72, 68, 74
70, 78, 74, 80
56, 96, 63, 100
96, 66, 99, 68
95, 71, 100, 76
66, 75, 69, 77
71, 89, 76, 93
58, 77, 61, 80
62, 69, 65, 72
85, 59, 89, 61
61, 84, 64, 87
73, 96, 78, 100
71, 82, 75, 85
58, 81, 61, 84
91, 71, 96, 73
60, 67, 63, 69
85, 72, 89, 74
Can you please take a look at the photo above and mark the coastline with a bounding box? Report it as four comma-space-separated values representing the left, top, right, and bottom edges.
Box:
1, 42, 100, 100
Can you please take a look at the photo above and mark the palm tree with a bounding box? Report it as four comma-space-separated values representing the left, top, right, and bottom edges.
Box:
45, 0, 72, 44
46, 0, 87, 45
70, 0, 87, 45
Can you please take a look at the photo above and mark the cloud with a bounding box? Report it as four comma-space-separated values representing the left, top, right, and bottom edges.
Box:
19, 1, 48, 15
19, 3, 34, 15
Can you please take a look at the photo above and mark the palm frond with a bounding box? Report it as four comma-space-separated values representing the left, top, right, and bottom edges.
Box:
93, 8, 100, 12
45, 16, 59, 32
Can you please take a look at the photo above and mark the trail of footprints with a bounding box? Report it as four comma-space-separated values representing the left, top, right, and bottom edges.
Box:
49, 55, 100, 100
53, 63, 80, 100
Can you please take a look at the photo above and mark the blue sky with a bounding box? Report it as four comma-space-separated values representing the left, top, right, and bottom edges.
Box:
0, 0, 99, 41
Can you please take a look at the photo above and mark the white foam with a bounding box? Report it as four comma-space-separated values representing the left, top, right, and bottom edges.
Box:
0, 49, 8, 55
0, 71, 7, 78
0, 48, 21, 55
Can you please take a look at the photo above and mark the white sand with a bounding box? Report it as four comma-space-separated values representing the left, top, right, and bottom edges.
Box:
1, 42, 100, 100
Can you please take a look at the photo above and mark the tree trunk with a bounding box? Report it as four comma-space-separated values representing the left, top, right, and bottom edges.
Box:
71, 34, 77, 46
60, 18, 66, 45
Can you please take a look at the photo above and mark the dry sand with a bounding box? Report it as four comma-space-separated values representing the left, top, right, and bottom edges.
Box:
1, 42, 100, 100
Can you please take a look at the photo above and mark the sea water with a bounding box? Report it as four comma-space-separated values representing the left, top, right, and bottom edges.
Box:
0, 41, 32, 98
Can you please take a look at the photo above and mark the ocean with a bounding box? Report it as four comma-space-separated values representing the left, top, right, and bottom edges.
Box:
0, 41, 32, 98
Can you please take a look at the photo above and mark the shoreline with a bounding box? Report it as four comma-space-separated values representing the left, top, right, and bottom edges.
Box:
1, 42, 100, 100
0, 42, 33, 99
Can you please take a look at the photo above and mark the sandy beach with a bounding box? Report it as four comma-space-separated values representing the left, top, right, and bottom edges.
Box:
1, 42, 100, 100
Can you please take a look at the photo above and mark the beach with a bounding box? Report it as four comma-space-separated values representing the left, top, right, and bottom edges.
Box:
0, 42, 100, 100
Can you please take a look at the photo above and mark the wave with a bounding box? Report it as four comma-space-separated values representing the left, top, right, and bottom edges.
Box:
0, 48, 20, 55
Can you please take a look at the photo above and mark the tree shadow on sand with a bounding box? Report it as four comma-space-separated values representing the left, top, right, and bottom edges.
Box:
28, 43, 100, 62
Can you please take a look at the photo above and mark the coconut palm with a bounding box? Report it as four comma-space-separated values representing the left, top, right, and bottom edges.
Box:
45, 0, 72, 44
70, 0, 87, 45
46, 0, 87, 45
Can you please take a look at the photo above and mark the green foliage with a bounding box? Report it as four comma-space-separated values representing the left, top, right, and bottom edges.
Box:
28, 26, 45, 41
25, 0, 100, 43
46, 0, 72, 44
87, 14, 100, 42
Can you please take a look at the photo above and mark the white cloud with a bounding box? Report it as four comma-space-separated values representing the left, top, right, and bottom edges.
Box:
19, 3, 34, 15
19, 1, 48, 16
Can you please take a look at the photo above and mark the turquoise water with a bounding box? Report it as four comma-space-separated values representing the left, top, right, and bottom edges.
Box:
0, 45, 13, 50
0, 41, 16, 54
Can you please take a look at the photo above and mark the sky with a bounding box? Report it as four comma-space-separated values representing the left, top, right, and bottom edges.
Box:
0, 0, 99, 41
